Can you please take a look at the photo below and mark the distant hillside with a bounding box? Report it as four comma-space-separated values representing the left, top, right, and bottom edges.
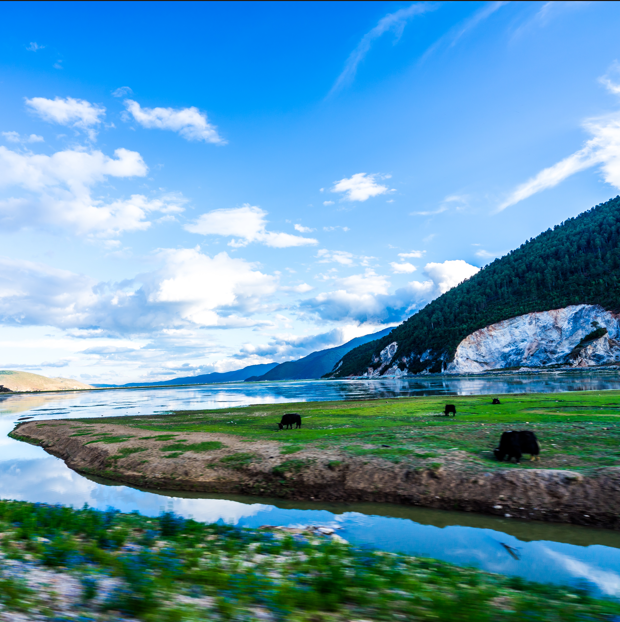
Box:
95, 362, 279, 388
247, 327, 394, 381
0, 370, 92, 392
332, 196, 620, 377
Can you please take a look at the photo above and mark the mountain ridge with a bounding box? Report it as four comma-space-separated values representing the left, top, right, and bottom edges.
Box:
331, 196, 620, 378
246, 327, 394, 381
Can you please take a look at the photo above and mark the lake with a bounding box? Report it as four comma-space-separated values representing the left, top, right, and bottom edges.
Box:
2, 374, 620, 597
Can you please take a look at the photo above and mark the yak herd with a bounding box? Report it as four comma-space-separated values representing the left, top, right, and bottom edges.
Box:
278, 398, 541, 464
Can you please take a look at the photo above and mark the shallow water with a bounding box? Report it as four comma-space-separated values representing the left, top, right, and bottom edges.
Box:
2, 375, 620, 597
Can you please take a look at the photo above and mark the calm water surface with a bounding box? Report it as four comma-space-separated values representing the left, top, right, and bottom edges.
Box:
2, 375, 620, 597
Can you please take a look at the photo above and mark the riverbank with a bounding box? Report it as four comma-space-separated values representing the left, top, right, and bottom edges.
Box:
11, 392, 620, 529
1, 499, 618, 621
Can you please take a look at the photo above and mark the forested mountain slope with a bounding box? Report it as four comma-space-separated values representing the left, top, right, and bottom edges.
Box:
331, 196, 620, 377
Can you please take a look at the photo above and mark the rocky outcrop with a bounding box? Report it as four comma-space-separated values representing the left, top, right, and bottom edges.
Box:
448, 305, 620, 373
362, 342, 399, 377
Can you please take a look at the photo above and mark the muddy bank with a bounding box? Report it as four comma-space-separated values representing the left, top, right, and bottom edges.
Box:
12, 419, 620, 530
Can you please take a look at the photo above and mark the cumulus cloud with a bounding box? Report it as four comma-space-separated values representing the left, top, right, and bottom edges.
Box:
294, 224, 314, 233
499, 67, 620, 211
0, 248, 277, 334
185, 205, 317, 248
323, 200, 335, 206
124, 99, 225, 144
390, 261, 416, 274
25, 96, 105, 140
26, 42, 44, 52
300, 260, 478, 324
2, 131, 44, 143
328, 2, 436, 97
331, 173, 392, 202
0, 145, 184, 236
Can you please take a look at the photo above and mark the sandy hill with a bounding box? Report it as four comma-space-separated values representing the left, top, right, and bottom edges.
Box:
0, 370, 93, 393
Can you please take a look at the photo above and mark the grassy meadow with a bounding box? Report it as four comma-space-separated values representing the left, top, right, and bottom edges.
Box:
73, 390, 620, 473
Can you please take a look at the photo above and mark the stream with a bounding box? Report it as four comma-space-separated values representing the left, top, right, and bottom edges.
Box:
2, 374, 620, 597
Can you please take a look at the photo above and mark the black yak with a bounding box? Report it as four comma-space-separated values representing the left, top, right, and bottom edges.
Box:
494, 430, 540, 463
278, 413, 301, 430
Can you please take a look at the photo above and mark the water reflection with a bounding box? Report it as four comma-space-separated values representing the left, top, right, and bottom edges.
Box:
3, 375, 620, 596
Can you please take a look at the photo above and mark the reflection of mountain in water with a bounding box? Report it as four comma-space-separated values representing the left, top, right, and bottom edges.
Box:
0, 392, 80, 415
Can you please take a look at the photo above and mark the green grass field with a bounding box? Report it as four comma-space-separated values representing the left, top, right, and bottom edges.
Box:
76, 391, 620, 472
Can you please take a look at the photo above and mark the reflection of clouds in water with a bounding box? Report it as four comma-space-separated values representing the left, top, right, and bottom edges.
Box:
0, 458, 98, 505
168, 498, 273, 524
543, 547, 620, 596
0, 458, 273, 525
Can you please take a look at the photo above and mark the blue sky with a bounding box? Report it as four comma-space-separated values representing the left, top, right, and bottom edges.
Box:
1, 1, 620, 384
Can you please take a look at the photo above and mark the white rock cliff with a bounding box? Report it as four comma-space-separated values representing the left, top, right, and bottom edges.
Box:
447, 304, 620, 373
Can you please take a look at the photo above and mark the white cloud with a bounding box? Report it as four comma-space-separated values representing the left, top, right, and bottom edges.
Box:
600, 62, 620, 96
422, 1, 508, 62
412, 206, 448, 216
124, 99, 225, 144
26, 42, 44, 52
413, 195, 467, 216
294, 224, 314, 233
499, 68, 620, 211
331, 173, 392, 202
25, 96, 105, 140
185, 205, 317, 248
390, 261, 416, 274
323, 200, 335, 206
301, 260, 478, 324
422, 260, 479, 294
398, 250, 425, 259
323, 225, 350, 232
2, 131, 44, 143
475, 249, 504, 261
513, 1, 591, 39
0, 248, 277, 334
316, 249, 355, 266
0, 145, 183, 236
112, 86, 133, 98
328, 2, 436, 96
282, 283, 314, 294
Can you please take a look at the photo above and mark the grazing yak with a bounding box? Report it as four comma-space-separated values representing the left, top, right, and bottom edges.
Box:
444, 404, 456, 417
278, 413, 302, 430
492, 398, 501, 404
494, 430, 540, 463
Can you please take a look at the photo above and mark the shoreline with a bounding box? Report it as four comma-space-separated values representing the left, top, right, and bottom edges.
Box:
3, 365, 620, 395
12, 409, 620, 530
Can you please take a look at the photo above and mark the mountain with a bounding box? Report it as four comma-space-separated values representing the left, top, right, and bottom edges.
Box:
330, 196, 620, 377
94, 362, 279, 388
0, 370, 92, 392
246, 327, 394, 381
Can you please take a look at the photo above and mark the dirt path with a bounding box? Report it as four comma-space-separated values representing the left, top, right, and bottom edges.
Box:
12, 419, 620, 529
